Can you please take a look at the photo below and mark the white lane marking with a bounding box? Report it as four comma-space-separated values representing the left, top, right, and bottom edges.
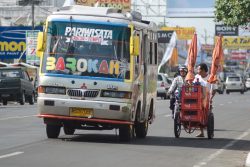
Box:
0, 115, 36, 121
0, 152, 23, 159
219, 104, 224, 106
193, 130, 250, 167
246, 152, 250, 167
164, 114, 172, 117
227, 101, 232, 104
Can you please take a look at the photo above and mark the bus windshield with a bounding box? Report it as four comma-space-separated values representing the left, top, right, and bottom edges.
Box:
41, 21, 130, 79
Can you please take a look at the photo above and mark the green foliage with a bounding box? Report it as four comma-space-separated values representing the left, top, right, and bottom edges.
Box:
215, 0, 250, 26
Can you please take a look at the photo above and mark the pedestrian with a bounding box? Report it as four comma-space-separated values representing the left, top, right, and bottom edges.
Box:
167, 65, 188, 118
194, 63, 217, 137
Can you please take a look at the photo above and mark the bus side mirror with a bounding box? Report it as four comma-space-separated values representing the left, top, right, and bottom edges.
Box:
36, 32, 44, 57
130, 36, 139, 56
133, 36, 139, 56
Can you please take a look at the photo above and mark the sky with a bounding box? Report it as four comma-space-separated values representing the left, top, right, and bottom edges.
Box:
166, 18, 216, 45
168, 0, 215, 8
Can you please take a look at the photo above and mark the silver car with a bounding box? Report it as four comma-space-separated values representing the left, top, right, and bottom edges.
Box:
157, 73, 172, 99
245, 78, 250, 90
225, 76, 245, 94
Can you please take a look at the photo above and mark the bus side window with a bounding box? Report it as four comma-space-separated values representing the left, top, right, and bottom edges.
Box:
134, 33, 141, 79
154, 42, 158, 65
149, 42, 153, 64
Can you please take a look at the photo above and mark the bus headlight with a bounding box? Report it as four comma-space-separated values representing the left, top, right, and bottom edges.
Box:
101, 90, 131, 99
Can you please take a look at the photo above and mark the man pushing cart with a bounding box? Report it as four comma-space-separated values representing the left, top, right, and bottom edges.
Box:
173, 35, 223, 139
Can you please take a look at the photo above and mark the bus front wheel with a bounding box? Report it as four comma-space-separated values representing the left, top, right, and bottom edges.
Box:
46, 124, 61, 139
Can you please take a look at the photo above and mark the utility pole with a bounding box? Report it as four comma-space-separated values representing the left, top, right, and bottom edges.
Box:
18, 0, 41, 29
32, 0, 34, 30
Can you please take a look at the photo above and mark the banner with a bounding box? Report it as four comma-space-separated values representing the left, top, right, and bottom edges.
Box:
75, 0, 131, 12
168, 48, 178, 66
26, 30, 40, 65
220, 36, 250, 49
0, 26, 42, 60
161, 27, 195, 40
231, 51, 247, 60
158, 32, 177, 72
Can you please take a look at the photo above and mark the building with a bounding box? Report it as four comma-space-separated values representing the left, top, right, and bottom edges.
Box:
0, 0, 65, 26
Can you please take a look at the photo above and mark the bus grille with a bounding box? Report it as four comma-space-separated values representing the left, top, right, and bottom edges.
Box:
67, 89, 99, 98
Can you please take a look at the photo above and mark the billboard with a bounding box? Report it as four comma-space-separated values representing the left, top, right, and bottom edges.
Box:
26, 30, 40, 65
161, 27, 195, 40
221, 36, 250, 49
231, 51, 247, 60
167, 0, 214, 18
75, 0, 131, 12
215, 25, 238, 36
157, 31, 174, 43
0, 26, 42, 60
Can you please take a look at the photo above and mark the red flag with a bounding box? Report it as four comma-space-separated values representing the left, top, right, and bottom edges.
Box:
207, 36, 223, 83
185, 33, 197, 82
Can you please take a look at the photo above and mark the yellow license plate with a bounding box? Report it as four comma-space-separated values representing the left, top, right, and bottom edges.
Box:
70, 108, 93, 117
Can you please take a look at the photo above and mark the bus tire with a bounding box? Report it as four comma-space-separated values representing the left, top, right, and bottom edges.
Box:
135, 120, 148, 138
46, 124, 61, 139
63, 126, 75, 135
119, 125, 133, 142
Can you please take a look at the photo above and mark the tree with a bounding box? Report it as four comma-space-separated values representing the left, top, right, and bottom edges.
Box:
214, 0, 250, 26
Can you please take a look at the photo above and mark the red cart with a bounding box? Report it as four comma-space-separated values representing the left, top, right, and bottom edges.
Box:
174, 84, 214, 139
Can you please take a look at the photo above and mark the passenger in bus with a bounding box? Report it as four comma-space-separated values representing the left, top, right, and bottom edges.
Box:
66, 43, 77, 55
88, 43, 99, 55
52, 36, 67, 53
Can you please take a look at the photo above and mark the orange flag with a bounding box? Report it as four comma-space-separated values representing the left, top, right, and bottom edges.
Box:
185, 33, 197, 82
207, 36, 223, 83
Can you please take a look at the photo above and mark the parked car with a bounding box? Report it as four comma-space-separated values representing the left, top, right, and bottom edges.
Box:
245, 78, 250, 90
216, 79, 225, 94
225, 76, 245, 94
157, 73, 172, 99
0, 67, 36, 105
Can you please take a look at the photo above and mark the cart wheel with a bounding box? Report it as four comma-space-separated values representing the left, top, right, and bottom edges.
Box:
174, 112, 181, 138
207, 113, 214, 139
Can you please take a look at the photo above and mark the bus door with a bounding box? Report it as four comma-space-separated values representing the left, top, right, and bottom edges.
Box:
141, 33, 149, 120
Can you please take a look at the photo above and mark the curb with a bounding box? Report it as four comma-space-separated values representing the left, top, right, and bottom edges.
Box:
246, 152, 250, 167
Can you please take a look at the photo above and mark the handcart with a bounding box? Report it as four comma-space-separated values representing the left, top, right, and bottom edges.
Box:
174, 84, 214, 139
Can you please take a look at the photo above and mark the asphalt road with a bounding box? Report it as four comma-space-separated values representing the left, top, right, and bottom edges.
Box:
0, 91, 250, 167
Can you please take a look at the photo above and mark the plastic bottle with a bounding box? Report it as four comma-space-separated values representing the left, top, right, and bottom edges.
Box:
194, 78, 200, 92
195, 78, 201, 85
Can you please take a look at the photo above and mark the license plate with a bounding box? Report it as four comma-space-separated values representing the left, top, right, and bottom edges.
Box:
70, 108, 93, 117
